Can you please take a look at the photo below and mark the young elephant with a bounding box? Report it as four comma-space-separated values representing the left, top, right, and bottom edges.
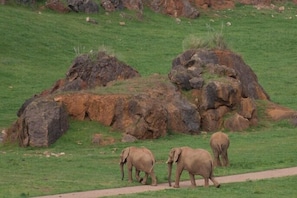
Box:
120, 146, 157, 186
166, 146, 220, 188
210, 131, 230, 167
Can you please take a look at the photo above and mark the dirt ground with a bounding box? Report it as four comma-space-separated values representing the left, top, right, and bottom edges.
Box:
35, 167, 297, 198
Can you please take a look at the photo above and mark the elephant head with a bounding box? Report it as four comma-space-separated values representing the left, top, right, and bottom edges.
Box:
120, 147, 130, 180
166, 148, 181, 186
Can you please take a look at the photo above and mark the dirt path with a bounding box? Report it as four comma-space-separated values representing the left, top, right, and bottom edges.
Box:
36, 167, 297, 198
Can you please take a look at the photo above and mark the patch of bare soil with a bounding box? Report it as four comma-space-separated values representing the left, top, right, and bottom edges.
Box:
35, 167, 297, 198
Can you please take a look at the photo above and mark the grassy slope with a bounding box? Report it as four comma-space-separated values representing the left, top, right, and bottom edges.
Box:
0, 2, 297, 197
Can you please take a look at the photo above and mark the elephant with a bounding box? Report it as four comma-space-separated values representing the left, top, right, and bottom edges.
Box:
166, 146, 220, 188
119, 146, 157, 186
210, 131, 230, 167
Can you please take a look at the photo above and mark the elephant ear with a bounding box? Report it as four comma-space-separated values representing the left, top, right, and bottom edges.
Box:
121, 147, 130, 163
173, 148, 182, 163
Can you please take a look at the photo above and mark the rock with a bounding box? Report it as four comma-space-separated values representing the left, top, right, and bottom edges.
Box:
189, 0, 211, 9
5, 98, 69, 147
42, 51, 140, 95
166, 95, 201, 134
238, 97, 257, 119
122, 0, 143, 12
67, 0, 99, 13
150, 0, 200, 18
53, 75, 201, 138
92, 133, 102, 145
214, 50, 269, 100
45, 0, 71, 13
100, 0, 123, 11
121, 133, 138, 142
169, 49, 267, 131
100, 0, 143, 13
266, 102, 297, 121
224, 113, 250, 131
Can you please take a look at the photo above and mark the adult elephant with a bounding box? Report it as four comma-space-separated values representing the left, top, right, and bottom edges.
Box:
120, 146, 157, 186
210, 131, 230, 167
166, 147, 220, 188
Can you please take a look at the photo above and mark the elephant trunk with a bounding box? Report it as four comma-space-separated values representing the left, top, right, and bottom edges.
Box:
120, 162, 124, 180
167, 162, 173, 187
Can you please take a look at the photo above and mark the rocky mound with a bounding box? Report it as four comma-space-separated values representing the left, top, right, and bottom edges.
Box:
168, 49, 268, 131
4, 49, 297, 147
40, 0, 297, 19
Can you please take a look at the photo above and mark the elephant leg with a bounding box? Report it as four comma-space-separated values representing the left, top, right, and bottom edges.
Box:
135, 169, 142, 182
189, 173, 196, 187
141, 172, 148, 185
222, 151, 229, 166
203, 177, 209, 187
216, 154, 222, 167
127, 165, 133, 182
212, 149, 221, 167
209, 176, 220, 188
149, 171, 157, 186
174, 168, 182, 188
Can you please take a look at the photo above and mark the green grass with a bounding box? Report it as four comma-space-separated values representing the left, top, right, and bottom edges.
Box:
1, 2, 297, 197
108, 176, 297, 198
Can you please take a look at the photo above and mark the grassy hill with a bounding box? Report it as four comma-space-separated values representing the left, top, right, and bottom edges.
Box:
0, 2, 297, 197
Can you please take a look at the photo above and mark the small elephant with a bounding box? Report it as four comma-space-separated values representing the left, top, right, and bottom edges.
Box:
166, 146, 220, 188
120, 146, 157, 186
210, 131, 230, 167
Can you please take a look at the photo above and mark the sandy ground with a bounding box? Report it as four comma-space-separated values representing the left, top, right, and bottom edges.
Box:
35, 167, 297, 198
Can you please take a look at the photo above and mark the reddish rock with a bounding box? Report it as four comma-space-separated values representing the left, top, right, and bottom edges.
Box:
266, 102, 297, 121
53, 75, 201, 139
239, 97, 256, 119
150, 0, 200, 18
45, 0, 70, 13
169, 49, 269, 131
122, 0, 143, 12
224, 113, 250, 131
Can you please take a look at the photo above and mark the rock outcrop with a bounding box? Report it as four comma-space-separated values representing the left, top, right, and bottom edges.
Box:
5, 51, 140, 147
6, 98, 69, 147
5, 49, 297, 147
41, 51, 141, 95
149, 0, 200, 19
52, 74, 200, 139
45, 0, 71, 13
67, 0, 99, 13
168, 49, 268, 131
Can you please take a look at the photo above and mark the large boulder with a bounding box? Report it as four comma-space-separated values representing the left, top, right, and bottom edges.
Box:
45, 0, 71, 13
41, 51, 141, 95
122, 0, 143, 12
100, 0, 143, 13
67, 0, 99, 13
100, 0, 123, 11
150, 0, 200, 18
168, 49, 268, 131
5, 98, 69, 147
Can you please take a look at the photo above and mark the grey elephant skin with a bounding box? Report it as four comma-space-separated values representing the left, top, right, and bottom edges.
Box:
166, 146, 220, 188
120, 146, 157, 186
210, 131, 230, 167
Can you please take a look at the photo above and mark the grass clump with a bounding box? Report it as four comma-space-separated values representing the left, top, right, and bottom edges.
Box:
182, 24, 228, 51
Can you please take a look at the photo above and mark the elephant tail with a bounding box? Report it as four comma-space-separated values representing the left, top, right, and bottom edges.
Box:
216, 143, 224, 153
149, 159, 156, 173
